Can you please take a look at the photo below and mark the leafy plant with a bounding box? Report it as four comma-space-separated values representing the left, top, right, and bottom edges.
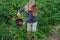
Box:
0, 0, 60, 40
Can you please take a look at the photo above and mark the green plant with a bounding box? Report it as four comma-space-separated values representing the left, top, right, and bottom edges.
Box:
0, 0, 60, 40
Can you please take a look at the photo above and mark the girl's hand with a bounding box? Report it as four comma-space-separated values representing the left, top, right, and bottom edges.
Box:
23, 22, 25, 25
17, 13, 21, 17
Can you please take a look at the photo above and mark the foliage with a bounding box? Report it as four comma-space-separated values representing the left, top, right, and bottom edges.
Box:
0, 0, 60, 40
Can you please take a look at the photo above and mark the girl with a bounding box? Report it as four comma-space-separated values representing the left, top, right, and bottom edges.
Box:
17, 0, 38, 40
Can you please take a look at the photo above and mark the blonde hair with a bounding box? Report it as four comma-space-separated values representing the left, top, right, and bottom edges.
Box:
25, 1, 38, 16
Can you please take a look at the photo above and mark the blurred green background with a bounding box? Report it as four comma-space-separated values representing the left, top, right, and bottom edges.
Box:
0, 0, 60, 40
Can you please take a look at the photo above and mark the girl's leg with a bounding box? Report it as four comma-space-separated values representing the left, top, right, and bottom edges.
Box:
27, 23, 32, 32
32, 22, 38, 40
27, 23, 32, 40
27, 32, 32, 40
32, 22, 38, 32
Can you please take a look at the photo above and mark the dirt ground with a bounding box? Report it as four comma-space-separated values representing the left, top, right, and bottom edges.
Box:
47, 24, 60, 40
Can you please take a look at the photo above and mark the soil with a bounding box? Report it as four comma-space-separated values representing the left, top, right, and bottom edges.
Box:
47, 24, 60, 40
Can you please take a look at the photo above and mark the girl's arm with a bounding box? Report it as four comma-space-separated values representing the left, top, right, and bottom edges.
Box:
18, 7, 25, 14
17, 7, 25, 17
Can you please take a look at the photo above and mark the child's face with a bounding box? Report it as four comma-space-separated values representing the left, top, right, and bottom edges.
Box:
28, 3, 32, 10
